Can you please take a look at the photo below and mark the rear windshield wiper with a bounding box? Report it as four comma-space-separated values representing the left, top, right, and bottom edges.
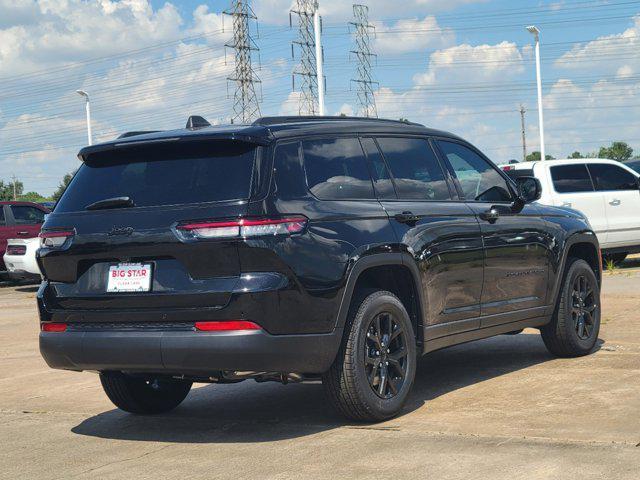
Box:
85, 196, 135, 211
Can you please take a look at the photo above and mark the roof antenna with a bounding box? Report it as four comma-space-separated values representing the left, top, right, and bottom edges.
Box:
186, 115, 211, 130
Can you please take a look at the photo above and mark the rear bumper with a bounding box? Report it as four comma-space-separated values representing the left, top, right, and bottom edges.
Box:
40, 328, 342, 375
5, 269, 41, 282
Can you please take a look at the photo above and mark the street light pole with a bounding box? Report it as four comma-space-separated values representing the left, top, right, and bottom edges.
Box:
526, 26, 545, 161
313, 2, 325, 116
76, 90, 93, 146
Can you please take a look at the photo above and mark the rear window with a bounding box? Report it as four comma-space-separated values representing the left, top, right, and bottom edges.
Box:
56, 141, 257, 212
550, 164, 593, 193
11, 206, 45, 225
587, 164, 637, 191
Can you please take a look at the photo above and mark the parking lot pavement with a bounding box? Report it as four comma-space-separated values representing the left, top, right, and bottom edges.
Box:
1, 272, 639, 480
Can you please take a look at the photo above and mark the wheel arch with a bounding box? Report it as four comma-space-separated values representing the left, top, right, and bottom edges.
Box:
334, 253, 425, 348
548, 232, 601, 316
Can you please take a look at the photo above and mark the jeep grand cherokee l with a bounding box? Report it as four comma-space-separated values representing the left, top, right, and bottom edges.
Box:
38, 116, 602, 421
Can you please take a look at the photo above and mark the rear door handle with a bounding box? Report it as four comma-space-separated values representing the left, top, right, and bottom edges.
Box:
394, 211, 421, 224
479, 207, 500, 223
17, 231, 29, 236
609, 199, 621, 206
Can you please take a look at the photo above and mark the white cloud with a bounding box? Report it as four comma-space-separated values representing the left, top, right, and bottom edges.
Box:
413, 41, 525, 85
555, 15, 640, 71
279, 91, 303, 115
335, 103, 355, 116
0, 0, 183, 75
373, 17, 454, 55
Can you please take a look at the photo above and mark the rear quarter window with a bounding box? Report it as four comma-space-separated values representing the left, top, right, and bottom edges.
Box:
56, 141, 258, 212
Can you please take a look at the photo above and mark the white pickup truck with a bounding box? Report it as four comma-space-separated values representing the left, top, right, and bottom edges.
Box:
503, 158, 640, 263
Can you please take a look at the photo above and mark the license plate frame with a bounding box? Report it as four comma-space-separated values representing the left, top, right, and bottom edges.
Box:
106, 263, 153, 293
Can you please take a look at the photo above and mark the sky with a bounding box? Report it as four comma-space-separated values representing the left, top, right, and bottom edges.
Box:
1, 0, 639, 196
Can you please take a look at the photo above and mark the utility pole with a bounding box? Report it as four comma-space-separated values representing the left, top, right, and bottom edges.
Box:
520, 105, 527, 162
11, 174, 17, 200
291, 0, 323, 115
225, 0, 262, 124
350, 4, 378, 118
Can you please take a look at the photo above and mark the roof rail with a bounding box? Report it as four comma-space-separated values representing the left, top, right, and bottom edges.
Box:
117, 131, 161, 139
253, 116, 424, 127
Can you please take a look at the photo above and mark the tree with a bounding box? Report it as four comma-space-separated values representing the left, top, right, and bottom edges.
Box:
51, 172, 75, 202
598, 141, 633, 162
0, 179, 24, 200
568, 151, 584, 159
525, 151, 555, 162
18, 191, 47, 203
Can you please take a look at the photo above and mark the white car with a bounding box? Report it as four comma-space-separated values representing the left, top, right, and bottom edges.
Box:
3, 237, 42, 282
503, 158, 640, 262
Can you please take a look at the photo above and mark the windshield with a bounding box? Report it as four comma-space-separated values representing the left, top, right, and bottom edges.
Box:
56, 141, 257, 213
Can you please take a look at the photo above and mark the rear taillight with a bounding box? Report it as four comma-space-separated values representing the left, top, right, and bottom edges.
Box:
502, 165, 514, 171
6, 245, 26, 256
39, 230, 75, 248
41, 323, 67, 333
176, 216, 307, 241
195, 321, 261, 332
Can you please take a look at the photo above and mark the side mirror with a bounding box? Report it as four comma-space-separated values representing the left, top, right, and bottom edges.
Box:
515, 176, 542, 204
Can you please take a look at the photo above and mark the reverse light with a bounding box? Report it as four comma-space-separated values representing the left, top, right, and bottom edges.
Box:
41, 323, 67, 333
176, 216, 307, 241
195, 321, 261, 332
39, 230, 75, 248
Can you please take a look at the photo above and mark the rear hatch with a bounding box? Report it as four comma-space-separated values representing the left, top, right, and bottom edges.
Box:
39, 138, 268, 316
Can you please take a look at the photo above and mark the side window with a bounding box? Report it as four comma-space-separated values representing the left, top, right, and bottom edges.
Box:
376, 137, 451, 200
588, 164, 638, 191
437, 140, 512, 202
302, 137, 374, 200
0, 207, 5, 226
274, 141, 307, 199
360, 137, 396, 199
11, 206, 45, 225
550, 164, 593, 193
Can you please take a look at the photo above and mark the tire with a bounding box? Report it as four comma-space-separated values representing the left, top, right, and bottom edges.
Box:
541, 257, 601, 357
603, 253, 627, 266
322, 290, 417, 422
100, 372, 192, 414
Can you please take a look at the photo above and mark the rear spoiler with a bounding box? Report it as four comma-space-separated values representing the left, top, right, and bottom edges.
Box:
77, 132, 271, 162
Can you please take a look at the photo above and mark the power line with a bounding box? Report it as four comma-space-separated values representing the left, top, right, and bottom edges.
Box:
350, 4, 378, 118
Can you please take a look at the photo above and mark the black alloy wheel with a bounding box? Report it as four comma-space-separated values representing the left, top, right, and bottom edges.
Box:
571, 274, 598, 341
541, 257, 601, 357
365, 311, 408, 399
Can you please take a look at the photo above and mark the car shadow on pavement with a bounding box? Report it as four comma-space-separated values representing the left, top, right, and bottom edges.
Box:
71, 332, 595, 444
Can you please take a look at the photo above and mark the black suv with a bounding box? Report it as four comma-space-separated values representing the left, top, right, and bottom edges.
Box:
38, 116, 602, 421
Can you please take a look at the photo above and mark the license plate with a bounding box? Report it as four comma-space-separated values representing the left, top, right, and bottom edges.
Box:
107, 263, 152, 293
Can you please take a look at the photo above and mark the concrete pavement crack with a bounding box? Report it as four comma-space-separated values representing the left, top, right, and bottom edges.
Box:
61, 444, 174, 479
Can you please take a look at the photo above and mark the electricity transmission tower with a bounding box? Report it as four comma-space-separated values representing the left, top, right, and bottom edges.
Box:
291, 0, 321, 115
224, 0, 262, 124
350, 4, 378, 118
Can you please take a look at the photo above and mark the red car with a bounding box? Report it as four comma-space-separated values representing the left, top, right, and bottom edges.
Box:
0, 201, 50, 272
